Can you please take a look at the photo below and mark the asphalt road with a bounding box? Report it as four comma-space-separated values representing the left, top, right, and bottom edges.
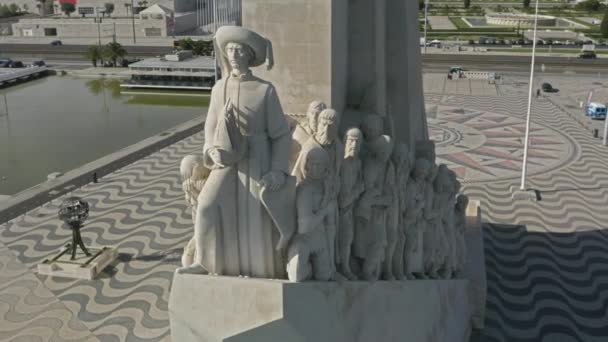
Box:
0, 43, 174, 60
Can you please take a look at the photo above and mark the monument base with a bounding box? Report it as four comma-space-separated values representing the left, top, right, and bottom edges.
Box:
169, 274, 473, 342
37, 245, 117, 280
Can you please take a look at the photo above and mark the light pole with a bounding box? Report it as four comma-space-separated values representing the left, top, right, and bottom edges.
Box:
131, 0, 137, 44
424, 0, 429, 54
519, 0, 540, 191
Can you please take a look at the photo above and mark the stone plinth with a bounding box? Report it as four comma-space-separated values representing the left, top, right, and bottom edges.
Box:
37, 246, 117, 280
169, 274, 472, 342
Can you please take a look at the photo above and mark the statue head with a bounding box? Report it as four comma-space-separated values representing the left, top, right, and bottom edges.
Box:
413, 158, 431, 181
450, 170, 461, 194
427, 163, 439, 182
344, 128, 363, 159
315, 109, 339, 146
392, 143, 410, 168
456, 194, 469, 212
434, 164, 451, 192
180, 155, 205, 181
215, 26, 274, 76
306, 101, 327, 134
361, 114, 384, 142
369, 135, 393, 163
301, 146, 330, 180
225, 42, 255, 73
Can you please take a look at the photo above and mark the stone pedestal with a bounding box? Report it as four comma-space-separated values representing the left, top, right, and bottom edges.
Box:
169, 274, 472, 342
37, 245, 117, 280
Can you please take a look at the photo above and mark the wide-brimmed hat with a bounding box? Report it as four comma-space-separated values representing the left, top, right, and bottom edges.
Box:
214, 26, 273, 69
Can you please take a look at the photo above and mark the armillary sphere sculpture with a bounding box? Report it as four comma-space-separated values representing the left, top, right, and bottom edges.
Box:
58, 197, 92, 260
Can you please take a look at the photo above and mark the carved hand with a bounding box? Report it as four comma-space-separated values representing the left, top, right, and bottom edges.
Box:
260, 171, 286, 191
208, 148, 228, 168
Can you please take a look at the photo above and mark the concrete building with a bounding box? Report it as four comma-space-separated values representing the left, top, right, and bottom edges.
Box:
8, 0, 241, 38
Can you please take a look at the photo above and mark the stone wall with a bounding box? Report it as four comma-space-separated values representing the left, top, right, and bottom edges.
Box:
12, 17, 170, 38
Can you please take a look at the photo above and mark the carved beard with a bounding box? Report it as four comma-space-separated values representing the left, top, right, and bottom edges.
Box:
315, 130, 333, 146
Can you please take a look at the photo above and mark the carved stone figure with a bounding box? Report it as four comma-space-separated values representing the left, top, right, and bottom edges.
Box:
428, 164, 452, 279
179, 155, 210, 267
292, 108, 343, 275
178, 26, 293, 279
291, 101, 328, 169
337, 128, 364, 280
361, 114, 385, 156
454, 194, 469, 277
391, 143, 411, 280
287, 146, 336, 282
422, 164, 441, 279
354, 135, 395, 281
403, 158, 430, 280
442, 170, 461, 279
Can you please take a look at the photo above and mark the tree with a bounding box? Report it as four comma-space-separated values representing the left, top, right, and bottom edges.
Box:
85, 45, 102, 67
104, 3, 114, 16
464, 0, 470, 9
523, 0, 530, 9
61, 2, 75, 16
102, 42, 127, 67
192, 40, 214, 56
575, 0, 602, 12
602, 7, 608, 38
176, 38, 194, 51
8, 3, 19, 15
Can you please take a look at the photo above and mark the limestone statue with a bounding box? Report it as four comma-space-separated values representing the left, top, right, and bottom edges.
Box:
403, 158, 430, 280
179, 155, 210, 267
391, 143, 411, 280
354, 135, 395, 281
454, 194, 469, 277
177, 26, 293, 279
291, 101, 327, 169
428, 164, 452, 279
442, 170, 461, 279
292, 108, 343, 276
287, 146, 336, 282
361, 114, 385, 155
337, 128, 365, 280
422, 163, 441, 279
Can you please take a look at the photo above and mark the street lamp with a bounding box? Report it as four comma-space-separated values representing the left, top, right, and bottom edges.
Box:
519, 0, 540, 191
58, 197, 92, 260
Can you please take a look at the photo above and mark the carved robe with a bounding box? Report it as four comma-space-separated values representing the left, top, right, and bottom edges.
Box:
196, 71, 291, 279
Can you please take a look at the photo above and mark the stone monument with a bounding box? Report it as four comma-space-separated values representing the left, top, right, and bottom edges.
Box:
169, 1, 482, 339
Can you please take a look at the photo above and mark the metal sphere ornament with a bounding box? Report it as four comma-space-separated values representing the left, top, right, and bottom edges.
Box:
58, 197, 92, 260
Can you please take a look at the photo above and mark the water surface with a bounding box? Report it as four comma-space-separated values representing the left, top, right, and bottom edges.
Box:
0, 76, 208, 195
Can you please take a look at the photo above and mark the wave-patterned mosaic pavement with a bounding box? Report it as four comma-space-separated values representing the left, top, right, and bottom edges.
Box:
0, 132, 203, 342
428, 93, 608, 342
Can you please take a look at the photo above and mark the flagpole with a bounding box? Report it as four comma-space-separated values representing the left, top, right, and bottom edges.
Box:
519, 0, 540, 190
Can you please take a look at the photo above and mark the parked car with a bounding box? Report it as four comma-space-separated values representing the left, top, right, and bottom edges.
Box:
586, 102, 607, 119
542, 82, 555, 93
0, 58, 12, 67
50, 40, 62, 46
31, 60, 46, 67
8, 61, 24, 68
579, 51, 597, 59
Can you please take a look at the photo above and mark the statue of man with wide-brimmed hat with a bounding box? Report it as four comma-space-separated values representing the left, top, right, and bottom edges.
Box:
178, 26, 294, 279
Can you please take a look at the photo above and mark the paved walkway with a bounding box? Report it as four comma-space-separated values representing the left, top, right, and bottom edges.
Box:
428, 91, 608, 341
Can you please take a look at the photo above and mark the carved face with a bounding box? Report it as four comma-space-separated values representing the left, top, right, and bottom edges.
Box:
304, 148, 329, 180
307, 101, 326, 133
315, 111, 338, 146
362, 115, 383, 142
344, 130, 363, 158
225, 42, 251, 71
370, 136, 393, 163
414, 159, 430, 180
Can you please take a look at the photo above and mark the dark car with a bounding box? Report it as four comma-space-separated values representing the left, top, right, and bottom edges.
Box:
32, 60, 46, 67
50, 40, 62, 46
542, 83, 555, 92
0, 58, 13, 67
8, 61, 24, 68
